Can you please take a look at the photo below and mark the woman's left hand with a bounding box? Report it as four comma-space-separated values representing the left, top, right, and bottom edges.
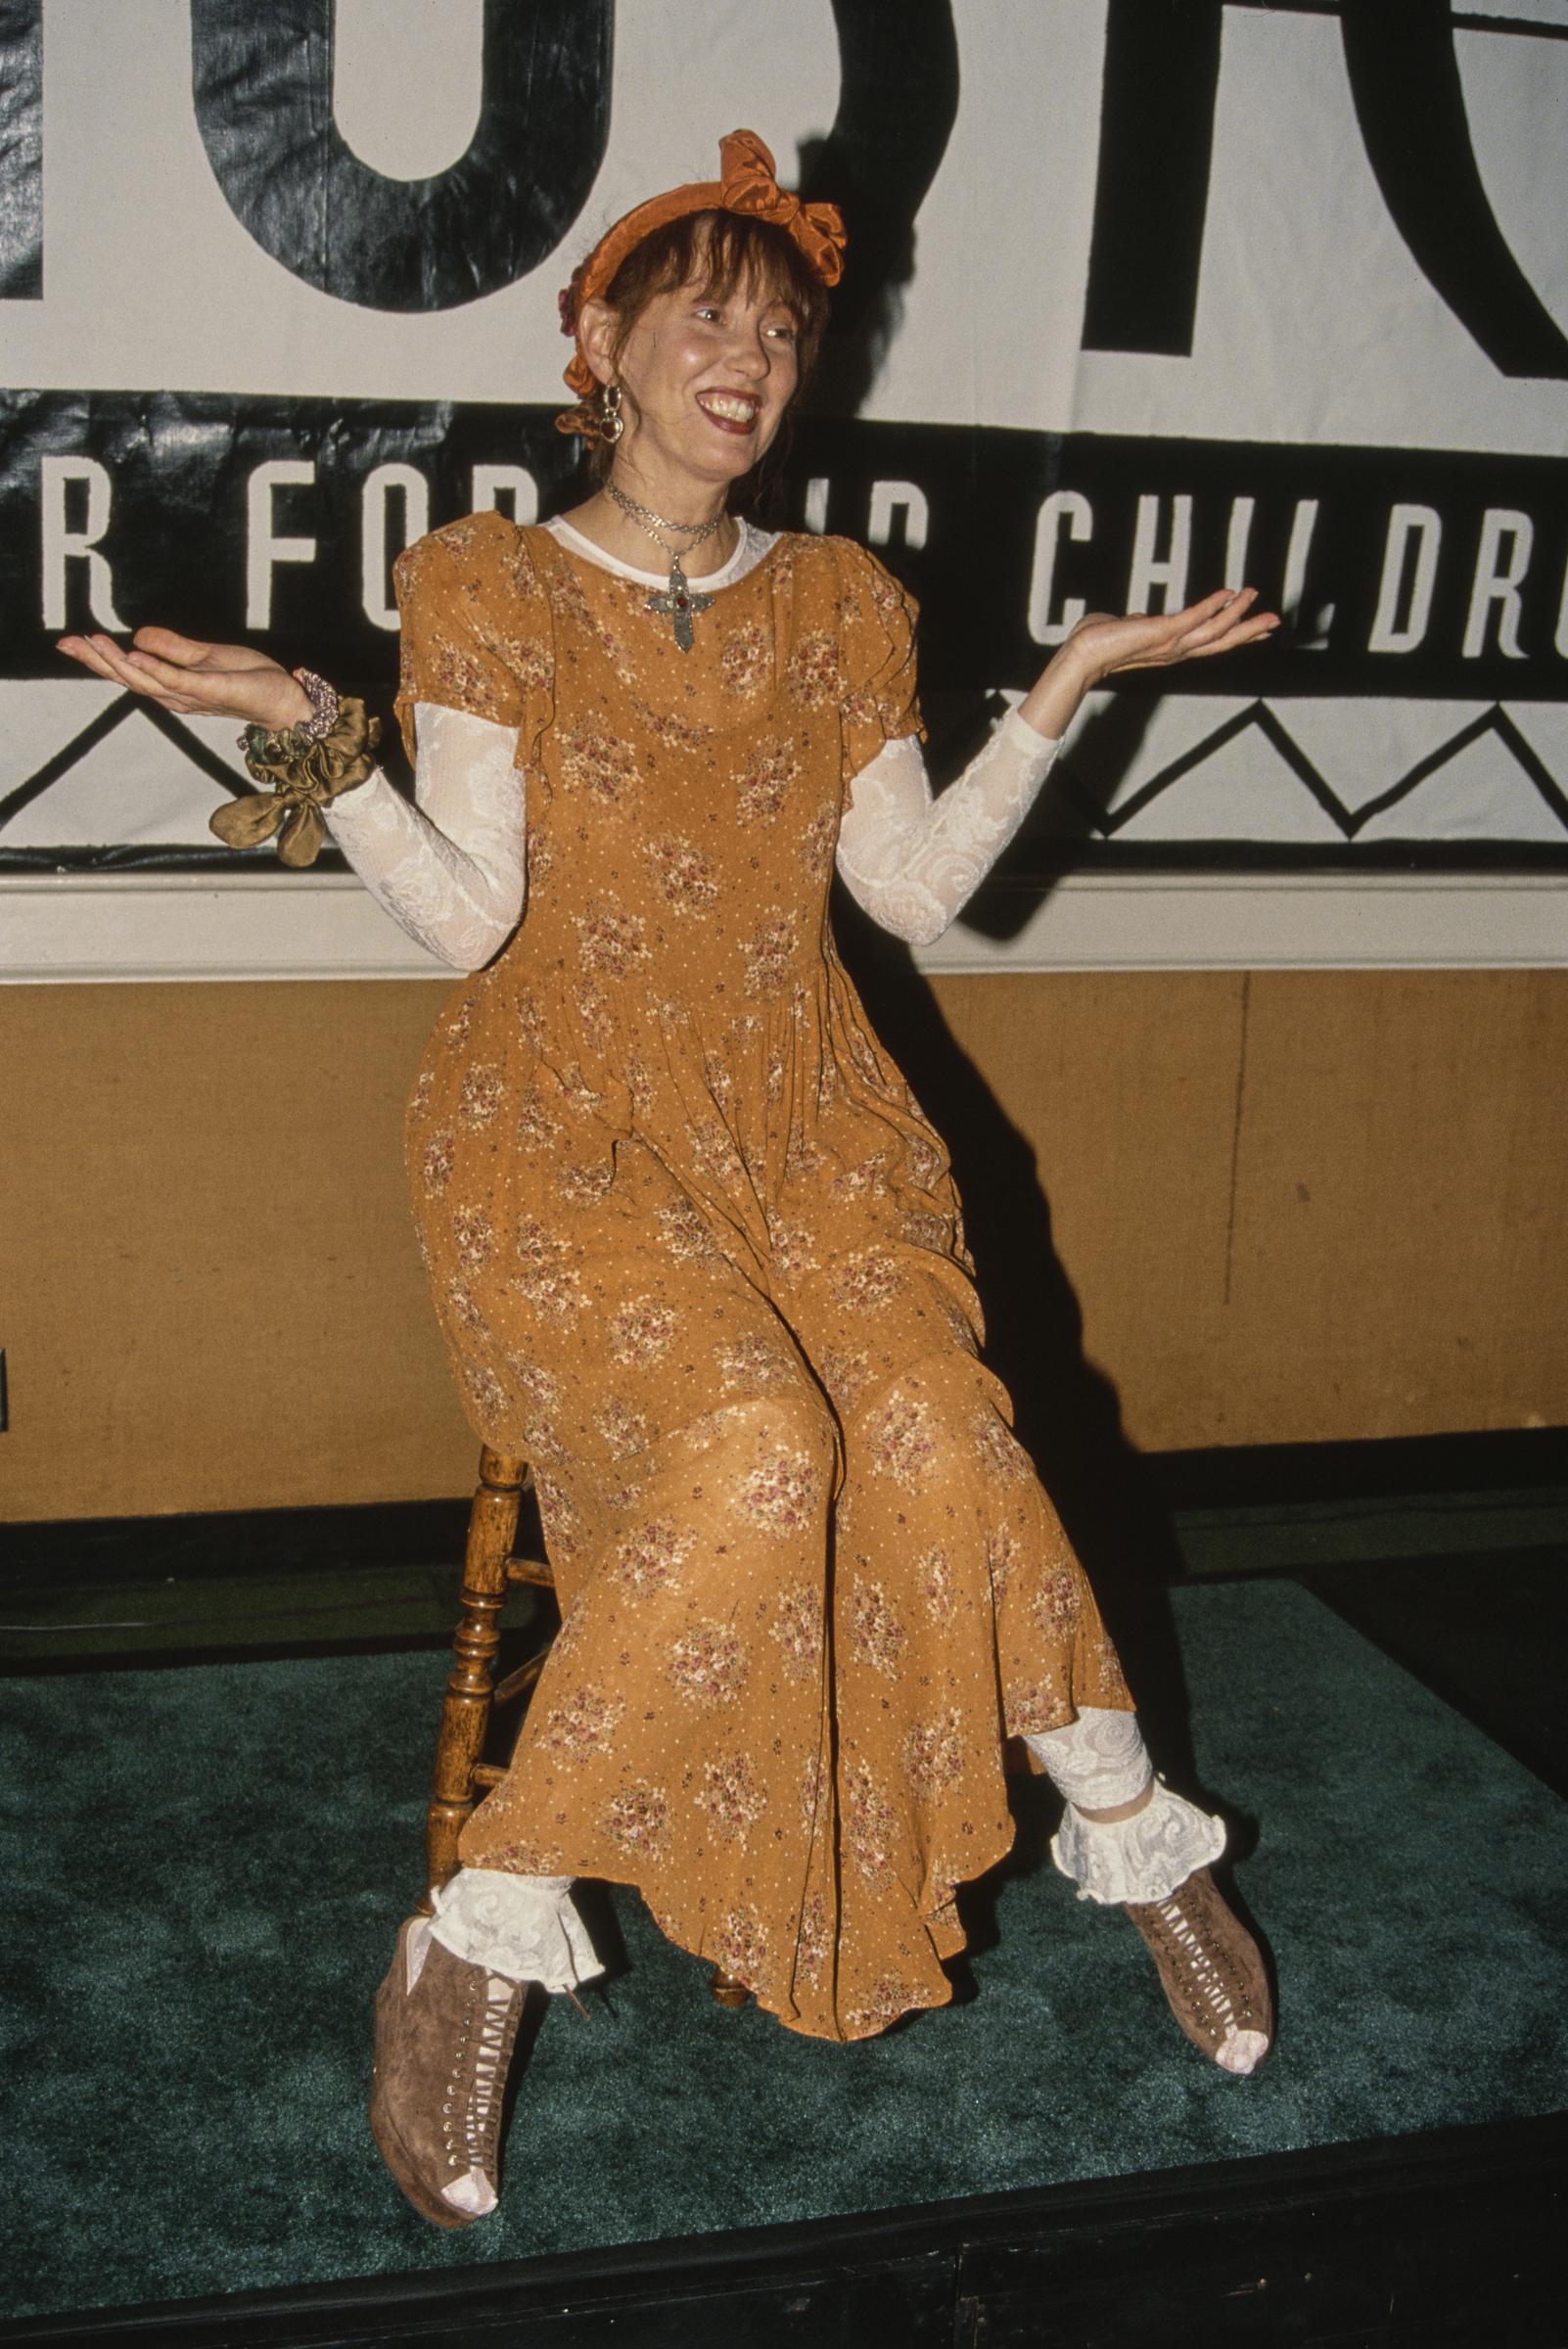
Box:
1018, 586, 1279, 741
1066, 586, 1279, 686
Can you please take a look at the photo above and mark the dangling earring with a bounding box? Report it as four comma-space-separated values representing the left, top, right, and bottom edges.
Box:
598, 382, 623, 445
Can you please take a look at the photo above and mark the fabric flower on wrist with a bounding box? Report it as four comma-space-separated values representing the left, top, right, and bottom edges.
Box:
210, 692, 381, 869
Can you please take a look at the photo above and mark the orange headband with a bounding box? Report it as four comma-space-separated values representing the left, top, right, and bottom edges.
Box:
555, 127, 846, 437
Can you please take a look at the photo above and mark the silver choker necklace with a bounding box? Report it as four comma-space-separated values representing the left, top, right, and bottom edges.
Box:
604, 482, 730, 653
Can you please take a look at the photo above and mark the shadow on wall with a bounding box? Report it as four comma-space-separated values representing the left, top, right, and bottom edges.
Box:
797, 131, 913, 428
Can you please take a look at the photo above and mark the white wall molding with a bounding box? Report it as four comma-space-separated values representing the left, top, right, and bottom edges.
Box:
2, 869, 1564, 985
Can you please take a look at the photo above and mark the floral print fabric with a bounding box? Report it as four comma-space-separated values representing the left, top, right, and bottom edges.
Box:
397, 511, 1131, 2042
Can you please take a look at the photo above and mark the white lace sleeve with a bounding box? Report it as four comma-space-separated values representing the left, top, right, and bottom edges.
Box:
324, 702, 526, 971
834, 707, 1062, 946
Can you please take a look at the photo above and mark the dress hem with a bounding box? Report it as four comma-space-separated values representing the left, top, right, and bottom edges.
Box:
458, 1813, 1028, 2045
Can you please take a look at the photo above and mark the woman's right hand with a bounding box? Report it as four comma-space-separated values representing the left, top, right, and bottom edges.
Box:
57, 626, 313, 732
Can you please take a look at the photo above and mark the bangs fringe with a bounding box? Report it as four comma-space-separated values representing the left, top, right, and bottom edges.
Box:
603, 209, 830, 362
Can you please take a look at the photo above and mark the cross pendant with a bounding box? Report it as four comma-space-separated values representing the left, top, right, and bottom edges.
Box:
645, 555, 715, 653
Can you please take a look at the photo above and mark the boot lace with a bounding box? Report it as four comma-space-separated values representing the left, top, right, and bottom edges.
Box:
1148, 1890, 1245, 2044
440, 1976, 521, 2177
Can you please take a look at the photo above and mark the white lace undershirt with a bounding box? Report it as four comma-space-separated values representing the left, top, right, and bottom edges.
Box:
325, 516, 1063, 969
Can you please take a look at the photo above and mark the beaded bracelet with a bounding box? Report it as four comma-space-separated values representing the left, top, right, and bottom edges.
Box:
292, 668, 341, 742
212, 689, 381, 869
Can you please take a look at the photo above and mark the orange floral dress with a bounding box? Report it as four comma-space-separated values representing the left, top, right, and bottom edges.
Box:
394, 509, 1131, 2044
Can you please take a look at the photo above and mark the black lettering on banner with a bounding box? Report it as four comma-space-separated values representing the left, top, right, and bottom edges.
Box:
1082, 0, 1221, 357
797, 0, 960, 335
189, 0, 613, 311
1084, 0, 1568, 380
1340, 1, 1568, 382
0, 0, 43, 299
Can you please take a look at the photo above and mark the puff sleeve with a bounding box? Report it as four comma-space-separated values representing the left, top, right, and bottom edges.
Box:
392, 511, 553, 769
832, 539, 926, 784
319, 513, 553, 971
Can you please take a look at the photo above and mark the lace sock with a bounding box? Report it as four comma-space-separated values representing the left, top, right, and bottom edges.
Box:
1025, 1705, 1154, 1815
426, 1866, 605, 1992
1047, 1778, 1227, 1905
1024, 1708, 1225, 1903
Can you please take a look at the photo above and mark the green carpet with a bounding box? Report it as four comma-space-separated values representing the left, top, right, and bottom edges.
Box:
2, 1581, 1565, 2322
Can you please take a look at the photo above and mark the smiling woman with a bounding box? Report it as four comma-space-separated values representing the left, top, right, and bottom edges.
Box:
55, 126, 1279, 2234
561, 200, 831, 504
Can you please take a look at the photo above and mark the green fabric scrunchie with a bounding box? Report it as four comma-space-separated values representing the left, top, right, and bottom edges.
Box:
209, 697, 382, 870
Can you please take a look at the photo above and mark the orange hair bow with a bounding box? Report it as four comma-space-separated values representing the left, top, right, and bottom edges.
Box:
717, 128, 847, 287
556, 129, 846, 430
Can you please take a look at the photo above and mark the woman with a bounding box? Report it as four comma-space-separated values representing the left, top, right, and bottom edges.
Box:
61, 132, 1279, 2230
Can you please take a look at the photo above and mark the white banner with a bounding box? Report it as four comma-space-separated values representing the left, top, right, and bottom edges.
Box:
3, 0, 1567, 977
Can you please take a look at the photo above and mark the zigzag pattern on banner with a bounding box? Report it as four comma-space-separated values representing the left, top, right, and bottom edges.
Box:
0, 692, 285, 873
2, 690, 1568, 869
0, 693, 247, 828
1056, 700, 1568, 843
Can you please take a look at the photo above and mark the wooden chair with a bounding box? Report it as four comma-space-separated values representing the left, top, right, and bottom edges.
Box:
424, 1446, 750, 2009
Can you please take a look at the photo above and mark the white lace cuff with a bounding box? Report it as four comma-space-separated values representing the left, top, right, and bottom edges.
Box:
427, 1866, 605, 1991
1050, 1779, 1227, 1907
1024, 1705, 1152, 1810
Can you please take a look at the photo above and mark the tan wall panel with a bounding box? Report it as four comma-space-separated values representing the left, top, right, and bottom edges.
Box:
1, 981, 473, 1520
1224, 970, 1568, 1443
2, 970, 1564, 1521
934, 967, 1568, 1452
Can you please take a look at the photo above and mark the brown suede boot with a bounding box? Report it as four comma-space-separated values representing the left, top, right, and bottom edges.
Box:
369, 1916, 528, 2228
1124, 1865, 1274, 2075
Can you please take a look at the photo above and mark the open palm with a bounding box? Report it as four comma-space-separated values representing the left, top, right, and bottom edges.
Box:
57, 626, 310, 730
1070, 586, 1279, 685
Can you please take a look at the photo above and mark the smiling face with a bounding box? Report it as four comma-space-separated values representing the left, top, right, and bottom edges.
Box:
576, 210, 829, 504
607, 275, 801, 492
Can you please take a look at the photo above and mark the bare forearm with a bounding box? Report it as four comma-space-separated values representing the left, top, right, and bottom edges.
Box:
1016, 638, 1097, 742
